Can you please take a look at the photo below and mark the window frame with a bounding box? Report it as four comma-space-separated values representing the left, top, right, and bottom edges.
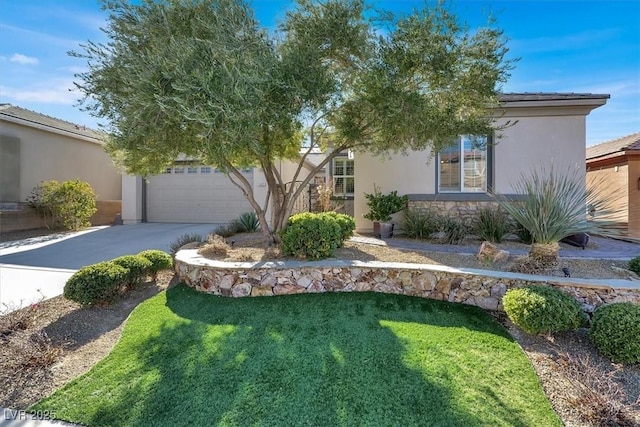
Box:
437, 135, 490, 194
332, 157, 355, 197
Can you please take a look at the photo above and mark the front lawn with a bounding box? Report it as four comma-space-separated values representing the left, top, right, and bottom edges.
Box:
33, 285, 560, 426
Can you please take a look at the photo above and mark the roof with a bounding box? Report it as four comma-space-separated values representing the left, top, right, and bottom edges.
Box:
586, 132, 640, 160
498, 93, 610, 102
0, 104, 103, 141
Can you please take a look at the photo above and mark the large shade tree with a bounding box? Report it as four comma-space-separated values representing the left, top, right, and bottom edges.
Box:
73, 0, 514, 242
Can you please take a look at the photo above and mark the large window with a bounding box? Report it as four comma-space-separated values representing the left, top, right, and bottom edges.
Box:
333, 158, 355, 196
438, 136, 487, 193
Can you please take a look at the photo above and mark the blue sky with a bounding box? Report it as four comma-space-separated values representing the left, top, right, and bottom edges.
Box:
0, 0, 638, 146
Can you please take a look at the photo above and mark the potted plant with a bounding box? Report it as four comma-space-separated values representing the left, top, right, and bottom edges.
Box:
363, 185, 409, 238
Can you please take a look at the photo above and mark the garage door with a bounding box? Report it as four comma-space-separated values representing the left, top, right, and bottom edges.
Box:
146, 165, 253, 223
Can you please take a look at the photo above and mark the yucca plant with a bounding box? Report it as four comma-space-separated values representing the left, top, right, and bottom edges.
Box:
232, 211, 260, 233
494, 166, 622, 268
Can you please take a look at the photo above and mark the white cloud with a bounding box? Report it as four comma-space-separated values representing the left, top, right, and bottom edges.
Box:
10, 53, 39, 65
0, 79, 79, 105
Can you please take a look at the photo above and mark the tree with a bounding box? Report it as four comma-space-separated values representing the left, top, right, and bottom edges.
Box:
72, 0, 514, 243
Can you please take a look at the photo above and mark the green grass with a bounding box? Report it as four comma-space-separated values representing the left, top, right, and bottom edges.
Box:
33, 285, 560, 426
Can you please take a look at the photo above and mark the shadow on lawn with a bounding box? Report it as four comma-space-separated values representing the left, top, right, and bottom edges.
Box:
69, 286, 545, 427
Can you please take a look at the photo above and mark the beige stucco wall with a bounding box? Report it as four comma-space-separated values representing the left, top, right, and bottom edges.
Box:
628, 156, 640, 238
355, 111, 590, 232
586, 164, 629, 226
0, 120, 121, 201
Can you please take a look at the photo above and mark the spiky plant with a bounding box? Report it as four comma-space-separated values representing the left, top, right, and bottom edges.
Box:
495, 166, 622, 269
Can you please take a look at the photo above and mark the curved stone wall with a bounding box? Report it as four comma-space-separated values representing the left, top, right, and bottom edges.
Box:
175, 249, 640, 313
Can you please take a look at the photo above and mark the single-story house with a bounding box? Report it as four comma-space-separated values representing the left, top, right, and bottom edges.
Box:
586, 132, 640, 239
121, 92, 608, 229
354, 92, 609, 232
0, 104, 122, 232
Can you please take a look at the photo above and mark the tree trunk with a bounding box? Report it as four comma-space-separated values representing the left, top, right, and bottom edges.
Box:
529, 242, 560, 268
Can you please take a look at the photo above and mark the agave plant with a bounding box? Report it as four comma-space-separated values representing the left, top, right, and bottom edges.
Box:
494, 166, 622, 268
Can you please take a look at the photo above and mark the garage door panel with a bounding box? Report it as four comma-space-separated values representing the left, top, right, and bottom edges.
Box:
147, 168, 253, 223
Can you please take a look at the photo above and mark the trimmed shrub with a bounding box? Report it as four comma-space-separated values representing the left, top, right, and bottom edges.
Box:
320, 212, 356, 243
629, 256, 640, 276
64, 262, 128, 306
472, 206, 512, 243
439, 216, 468, 245
27, 180, 97, 230
280, 213, 343, 260
590, 303, 640, 364
502, 285, 585, 334
400, 208, 439, 239
138, 250, 173, 279
111, 255, 152, 288
169, 233, 204, 256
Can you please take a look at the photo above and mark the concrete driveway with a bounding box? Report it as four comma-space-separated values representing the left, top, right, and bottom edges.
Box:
0, 223, 220, 310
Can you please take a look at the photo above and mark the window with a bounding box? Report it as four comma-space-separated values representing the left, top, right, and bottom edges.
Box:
187, 166, 198, 174
438, 136, 487, 193
174, 166, 185, 174
162, 167, 172, 174
333, 158, 354, 196
200, 166, 211, 174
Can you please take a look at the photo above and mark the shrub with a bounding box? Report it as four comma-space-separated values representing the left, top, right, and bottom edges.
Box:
232, 212, 260, 233
590, 303, 640, 364
363, 186, 408, 222
169, 233, 204, 256
27, 180, 97, 230
439, 216, 468, 245
138, 250, 173, 279
212, 223, 240, 238
111, 255, 152, 288
320, 212, 355, 243
400, 208, 439, 239
502, 285, 585, 334
280, 213, 343, 259
514, 221, 534, 244
64, 262, 128, 306
629, 256, 640, 275
472, 206, 512, 243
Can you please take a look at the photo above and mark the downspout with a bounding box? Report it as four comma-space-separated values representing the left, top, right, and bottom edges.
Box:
141, 177, 147, 223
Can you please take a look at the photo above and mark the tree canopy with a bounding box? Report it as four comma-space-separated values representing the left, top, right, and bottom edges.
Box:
72, 0, 514, 240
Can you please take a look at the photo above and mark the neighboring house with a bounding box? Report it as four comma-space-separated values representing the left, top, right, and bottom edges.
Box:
0, 104, 122, 232
586, 132, 640, 239
354, 92, 609, 232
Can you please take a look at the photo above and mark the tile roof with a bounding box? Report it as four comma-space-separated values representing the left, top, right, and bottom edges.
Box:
0, 104, 103, 140
498, 92, 610, 102
586, 132, 640, 160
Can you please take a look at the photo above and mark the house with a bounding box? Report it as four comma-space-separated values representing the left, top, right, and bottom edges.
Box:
586, 132, 640, 239
0, 104, 122, 232
354, 93, 609, 232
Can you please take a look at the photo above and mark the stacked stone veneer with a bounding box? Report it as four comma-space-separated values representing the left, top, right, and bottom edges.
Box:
409, 200, 499, 224
175, 249, 640, 313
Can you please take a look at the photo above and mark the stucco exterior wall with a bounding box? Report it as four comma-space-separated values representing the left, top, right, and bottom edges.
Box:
0, 120, 121, 202
628, 156, 640, 238
586, 163, 629, 226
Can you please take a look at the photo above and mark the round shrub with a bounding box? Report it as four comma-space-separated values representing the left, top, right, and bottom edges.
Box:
629, 256, 640, 276
111, 255, 152, 288
64, 262, 128, 306
502, 285, 585, 334
138, 250, 173, 278
280, 213, 343, 260
320, 212, 356, 244
590, 302, 640, 364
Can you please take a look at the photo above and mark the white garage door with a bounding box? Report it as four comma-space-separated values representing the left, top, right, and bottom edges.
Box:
146, 165, 253, 223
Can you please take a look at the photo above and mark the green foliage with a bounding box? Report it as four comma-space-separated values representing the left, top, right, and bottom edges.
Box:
503, 286, 585, 334
495, 167, 615, 245
75, 0, 513, 238
320, 212, 356, 243
472, 206, 512, 243
514, 221, 534, 244
64, 262, 128, 306
439, 217, 468, 245
280, 213, 343, 259
111, 255, 152, 289
213, 223, 241, 238
590, 303, 640, 364
629, 256, 640, 275
138, 250, 173, 277
27, 180, 97, 230
169, 234, 204, 256
232, 212, 260, 233
400, 208, 440, 239
363, 186, 409, 222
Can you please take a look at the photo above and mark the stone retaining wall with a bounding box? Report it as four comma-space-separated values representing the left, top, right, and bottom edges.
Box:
175, 250, 640, 314
409, 200, 500, 224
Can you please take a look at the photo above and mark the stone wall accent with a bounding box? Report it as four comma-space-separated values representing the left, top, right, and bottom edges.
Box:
175, 250, 640, 314
408, 200, 500, 224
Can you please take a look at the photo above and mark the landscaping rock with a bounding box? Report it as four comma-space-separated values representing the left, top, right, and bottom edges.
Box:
477, 241, 510, 263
